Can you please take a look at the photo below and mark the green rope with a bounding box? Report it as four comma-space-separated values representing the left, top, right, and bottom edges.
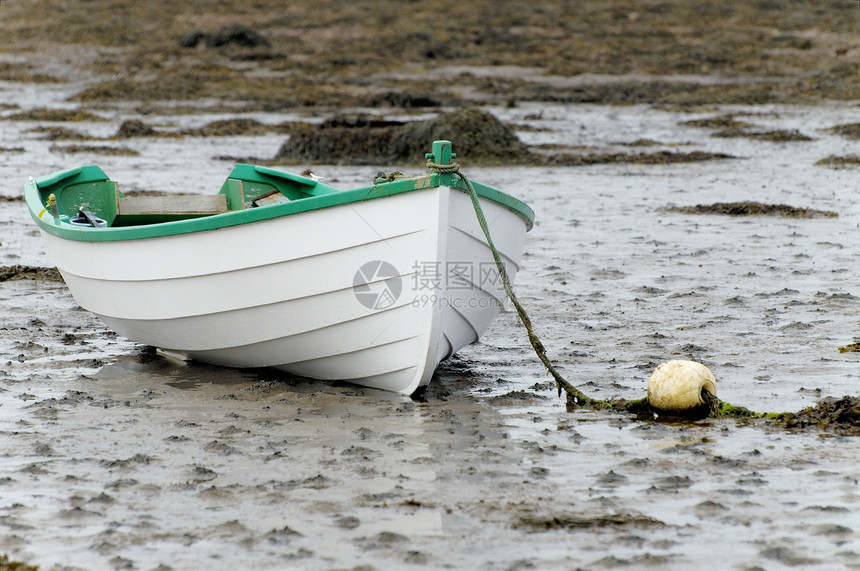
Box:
427, 160, 595, 406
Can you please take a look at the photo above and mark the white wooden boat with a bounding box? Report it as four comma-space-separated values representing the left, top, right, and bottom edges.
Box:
25, 140, 534, 395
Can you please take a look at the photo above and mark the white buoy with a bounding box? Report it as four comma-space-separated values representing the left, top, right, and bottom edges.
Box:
647, 360, 717, 413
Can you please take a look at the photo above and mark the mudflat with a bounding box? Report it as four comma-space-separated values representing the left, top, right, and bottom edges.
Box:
1, 1, 859, 569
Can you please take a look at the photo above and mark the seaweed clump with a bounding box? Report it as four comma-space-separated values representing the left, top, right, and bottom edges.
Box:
815, 155, 860, 169
561, 381, 860, 435
568, 396, 653, 418
828, 122, 860, 140
0, 265, 63, 282
666, 201, 837, 218
546, 150, 734, 166
713, 129, 813, 142
183, 118, 298, 137
681, 116, 755, 130
26, 126, 93, 141
565, 392, 721, 421
682, 116, 813, 142
516, 513, 665, 531
277, 108, 533, 165
4, 108, 104, 122
113, 119, 157, 138
776, 396, 860, 434
276, 109, 733, 167
0, 553, 39, 571
179, 24, 270, 49
49, 144, 140, 157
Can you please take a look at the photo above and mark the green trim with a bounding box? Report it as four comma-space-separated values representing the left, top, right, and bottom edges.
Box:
35, 166, 92, 188
26, 165, 535, 243
448, 175, 534, 229
229, 163, 338, 201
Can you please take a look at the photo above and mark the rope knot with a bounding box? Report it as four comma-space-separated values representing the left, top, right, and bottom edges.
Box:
426, 160, 461, 175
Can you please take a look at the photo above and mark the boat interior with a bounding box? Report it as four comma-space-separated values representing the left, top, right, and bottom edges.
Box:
34, 163, 339, 227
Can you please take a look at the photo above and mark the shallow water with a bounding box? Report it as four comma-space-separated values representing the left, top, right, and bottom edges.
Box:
1, 86, 859, 569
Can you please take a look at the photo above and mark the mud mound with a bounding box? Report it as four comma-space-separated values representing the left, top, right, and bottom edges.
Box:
390, 108, 532, 164
666, 201, 837, 218
114, 119, 156, 138
778, 396, 860, 434
277, 109, 534, 165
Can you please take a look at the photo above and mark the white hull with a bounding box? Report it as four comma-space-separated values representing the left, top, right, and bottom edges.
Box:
41, 186, 528, 395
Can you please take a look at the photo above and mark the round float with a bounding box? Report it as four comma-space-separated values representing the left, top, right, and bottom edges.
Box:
647, 360, 717, 414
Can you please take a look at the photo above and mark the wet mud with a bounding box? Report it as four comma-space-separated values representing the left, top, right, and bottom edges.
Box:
4, 99, 860, 569
2, 0, 860, 569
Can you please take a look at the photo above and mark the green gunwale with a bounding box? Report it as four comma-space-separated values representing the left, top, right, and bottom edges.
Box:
25, 166, 535, 243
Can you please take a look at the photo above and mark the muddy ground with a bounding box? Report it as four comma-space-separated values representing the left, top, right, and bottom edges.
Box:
1, 1, 860, 570
2, 0, 860, 110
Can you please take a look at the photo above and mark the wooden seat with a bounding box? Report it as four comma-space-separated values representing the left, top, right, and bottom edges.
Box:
114, 194, 229, 225
117, 194, 228, 216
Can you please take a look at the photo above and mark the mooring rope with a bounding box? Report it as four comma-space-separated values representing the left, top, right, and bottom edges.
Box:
427, 160, 594, 405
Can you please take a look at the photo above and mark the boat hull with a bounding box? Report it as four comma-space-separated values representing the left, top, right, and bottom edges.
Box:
40, 185, 528, 395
